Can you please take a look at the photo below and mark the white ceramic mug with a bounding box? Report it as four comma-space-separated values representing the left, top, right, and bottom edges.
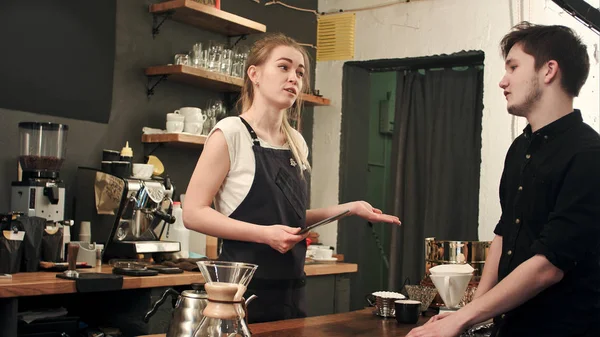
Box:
167, 112, 185, 122
185, 112, 207, 124
177, 107, 201, 118
166, 121, 184, 133
177, 107, 207, 124
314, 248, 333, 259
184, 122, 203, 134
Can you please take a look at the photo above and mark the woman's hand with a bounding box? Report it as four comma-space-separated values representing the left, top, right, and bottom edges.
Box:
262, 225, 308, 253
348, 201, 401, 225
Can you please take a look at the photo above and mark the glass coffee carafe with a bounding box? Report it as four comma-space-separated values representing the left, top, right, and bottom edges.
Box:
194, 261, 258, 337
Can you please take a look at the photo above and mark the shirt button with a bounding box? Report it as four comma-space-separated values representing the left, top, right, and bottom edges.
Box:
525, 154, 531, 159
507, 250, 513, 256
501, 314, 506, 319
515, 218, 520, 224
518, 186, 523, 191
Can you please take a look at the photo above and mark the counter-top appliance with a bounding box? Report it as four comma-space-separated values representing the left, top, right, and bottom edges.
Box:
102, 174, 179, 260
11, 122, 69, 222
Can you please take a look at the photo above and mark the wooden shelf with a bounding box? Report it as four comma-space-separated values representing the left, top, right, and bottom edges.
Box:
142, 133, 207, 146
149, 0, 266, 36
145, 65, 331, 106
146, 64, 243, 92
302, 94, 331, 106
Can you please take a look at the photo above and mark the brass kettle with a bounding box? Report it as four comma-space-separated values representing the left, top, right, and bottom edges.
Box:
144, 283, 208, 337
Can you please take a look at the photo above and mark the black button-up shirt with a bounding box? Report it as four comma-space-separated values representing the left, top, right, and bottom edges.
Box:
493, 110, 600, 337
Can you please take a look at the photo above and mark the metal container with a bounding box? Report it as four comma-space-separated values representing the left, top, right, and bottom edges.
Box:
424, 237, 491, 280
366, 291, 405, 318
144, 283, 208, 337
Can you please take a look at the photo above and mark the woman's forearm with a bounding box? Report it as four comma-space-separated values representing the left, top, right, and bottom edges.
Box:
306, 202, 354, 226
183, 206, 267, 244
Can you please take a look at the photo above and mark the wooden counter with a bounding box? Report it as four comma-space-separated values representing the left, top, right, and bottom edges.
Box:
250, 308, 426, 336
304, 262, 357, 276
0, 263, 356, 298
139, 308, 427, 337
0, 265, 204, 298
0, 263, 356, 336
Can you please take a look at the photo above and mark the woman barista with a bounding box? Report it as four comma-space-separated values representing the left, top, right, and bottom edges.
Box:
183, 33, 401, 323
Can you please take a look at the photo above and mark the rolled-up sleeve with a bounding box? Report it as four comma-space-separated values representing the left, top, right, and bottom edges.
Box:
531, 150, 600, 272
494, 166, 508, 237
493, 219, 505, 237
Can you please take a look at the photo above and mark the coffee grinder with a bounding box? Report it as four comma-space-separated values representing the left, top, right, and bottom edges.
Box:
11, 122, 68, 222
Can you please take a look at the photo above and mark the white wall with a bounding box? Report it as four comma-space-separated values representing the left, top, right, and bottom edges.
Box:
311, 0, 600, 247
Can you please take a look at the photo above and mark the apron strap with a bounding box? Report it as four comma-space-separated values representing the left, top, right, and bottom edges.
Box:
239, 117, 260, 145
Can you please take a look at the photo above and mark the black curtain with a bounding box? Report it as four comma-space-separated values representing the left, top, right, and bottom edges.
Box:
388, 67, 483, 288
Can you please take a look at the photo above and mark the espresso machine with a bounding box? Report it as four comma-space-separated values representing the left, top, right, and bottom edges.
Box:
103, 175, 180, 260
11, 122, 68, 222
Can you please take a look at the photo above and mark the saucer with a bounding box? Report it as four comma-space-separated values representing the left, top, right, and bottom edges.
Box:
312, 257, 337, 264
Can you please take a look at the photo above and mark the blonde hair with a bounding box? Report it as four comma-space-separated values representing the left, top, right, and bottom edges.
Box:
237, 33, 311, 174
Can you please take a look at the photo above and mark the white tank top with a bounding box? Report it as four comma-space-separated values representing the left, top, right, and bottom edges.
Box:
207, 117, 309, 217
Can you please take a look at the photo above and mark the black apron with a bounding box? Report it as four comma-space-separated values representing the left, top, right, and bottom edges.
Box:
218, 117, 308, 323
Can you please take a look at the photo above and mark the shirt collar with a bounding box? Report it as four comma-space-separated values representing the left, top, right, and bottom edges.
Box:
523, 109, 583, 140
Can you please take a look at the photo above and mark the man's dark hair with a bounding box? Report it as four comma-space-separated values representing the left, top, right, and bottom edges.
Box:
500, 21, 589, 97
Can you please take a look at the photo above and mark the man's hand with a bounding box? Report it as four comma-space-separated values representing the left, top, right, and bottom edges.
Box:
406, 313, 465, 337
426, 312, 453, 324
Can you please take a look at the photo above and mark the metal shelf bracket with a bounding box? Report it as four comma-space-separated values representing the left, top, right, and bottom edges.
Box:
229, 35, 248, 49
144, 143, 165, 158
152, 11, 175, 38
146, 74, 170, 98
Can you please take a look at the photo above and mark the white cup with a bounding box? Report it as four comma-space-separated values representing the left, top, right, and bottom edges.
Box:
167, 112, 185, 122
177, 107, 207, 125
314, 248, 333, 259
184, 122, 203, 134
177, 107, 202, 119
185, 112, 207, 124
80, 221, 91, 243
166, 121, 184, 133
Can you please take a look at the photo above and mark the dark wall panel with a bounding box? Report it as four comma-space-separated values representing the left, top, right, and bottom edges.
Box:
0, 0, 116, 123
0, 0, 318, 220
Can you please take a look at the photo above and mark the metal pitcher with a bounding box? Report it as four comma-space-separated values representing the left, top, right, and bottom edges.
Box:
144, 283, 208, 337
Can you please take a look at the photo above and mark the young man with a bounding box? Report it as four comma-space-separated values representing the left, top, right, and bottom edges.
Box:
407, 22, 600, 337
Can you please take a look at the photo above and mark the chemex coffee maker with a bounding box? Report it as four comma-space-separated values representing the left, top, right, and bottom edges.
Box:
102, 173, 180, 260
11, 122, 68, 222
